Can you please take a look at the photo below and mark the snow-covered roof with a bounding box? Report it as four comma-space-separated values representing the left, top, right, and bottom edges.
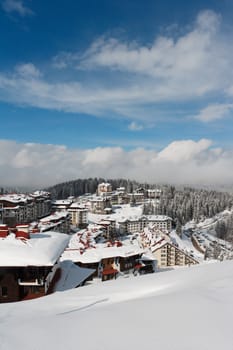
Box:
151, 240, 168, 251
90, 196, 110, 202
54, 260, 95, 291
141, 251, 157, 261
69, 202, 87, 210
122, 215, 172, 223
30, 190, 50, 198
146, 215, 172, 221
99, 220, 111, 225
147, 188, 161, 193
62, 244, 144, 264
116, 187, 125, 191
39, 211, 69, 223
0, 231, 69, 266
0, 194, 31, 204
52, 200, 72, 206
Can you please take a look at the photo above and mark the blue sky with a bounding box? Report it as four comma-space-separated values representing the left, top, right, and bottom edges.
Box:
1, 0, 233, 187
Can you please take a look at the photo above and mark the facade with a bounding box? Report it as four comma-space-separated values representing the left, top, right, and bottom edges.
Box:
97, 219, 116, 239
52, 199, 73, 212
152, 242, 198, 268
97, 183, 113, 196
100, 256, 118, 281
129, 193, 145, 204
0, 192, 51, 226
146, 189, 162, 199
29, 191, 51, 219
68, 203, 88, 228
119, 215, 172, 235
39, 211, 71, 234
110, 190, 129, 205
90, 197, 112, 214
77, 251, 143, 281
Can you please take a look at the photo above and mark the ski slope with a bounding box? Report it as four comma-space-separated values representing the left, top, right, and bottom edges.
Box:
1, 261, 233, 350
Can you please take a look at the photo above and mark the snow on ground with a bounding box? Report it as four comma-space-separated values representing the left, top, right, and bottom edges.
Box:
184, 209, 233, 233
182, 210, 233, 258
170, 230, 204, 261
1, 261, 233, 350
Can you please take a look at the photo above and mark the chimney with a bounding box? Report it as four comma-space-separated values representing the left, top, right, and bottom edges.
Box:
0, 224, 9, 238
15, 224, 30, 239
16, 224, 29, 233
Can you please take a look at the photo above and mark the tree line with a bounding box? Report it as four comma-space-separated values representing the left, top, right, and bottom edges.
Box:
215, 214, 233, 242
46, 178, 233, 226
46, 178, 142, 199
144, 185, 233, 224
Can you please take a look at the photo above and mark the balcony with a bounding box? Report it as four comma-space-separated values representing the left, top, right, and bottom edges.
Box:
18, 278, 44, 286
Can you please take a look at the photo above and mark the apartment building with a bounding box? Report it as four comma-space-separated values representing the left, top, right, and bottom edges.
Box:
97, 182, 112, 196
39, 211, 70, 234
128, 192, 145, 204
98, 219, 116, 239
68, 203, 88, 228
52, 199, 73, 212
110, 189, 129, 205
118, 215, 172, 235
90, 197, 112, 214
30, 191, 51, 219
152, 241, 198, 268
0, 192, 51, 226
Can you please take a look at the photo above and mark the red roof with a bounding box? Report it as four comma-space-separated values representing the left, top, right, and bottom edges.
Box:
102, 268, 118, 275
15, 231, 30, 239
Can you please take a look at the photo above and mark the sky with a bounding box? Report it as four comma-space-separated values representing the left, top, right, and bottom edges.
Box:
1, 0, 233, 188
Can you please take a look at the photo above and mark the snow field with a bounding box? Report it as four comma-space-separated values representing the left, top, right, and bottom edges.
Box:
1, 261, 233, 350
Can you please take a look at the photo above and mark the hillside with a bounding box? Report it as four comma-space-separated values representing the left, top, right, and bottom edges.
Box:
46, 178, 142, 198
1, 261, 233, 350
46, 178, 233, 228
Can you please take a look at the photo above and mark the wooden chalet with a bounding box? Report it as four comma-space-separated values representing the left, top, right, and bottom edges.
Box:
0, 226, 69, 303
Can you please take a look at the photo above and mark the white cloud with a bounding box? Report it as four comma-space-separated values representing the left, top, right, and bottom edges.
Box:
15, 63, 41, 79
196, 9, 221, 32
2, 0, 34, 16
52, 52, 80, 69
128, 122, 144, 131
194, 103, 233, 122
77, 10, 226, 93
0, 138, 233, 188
158, 139, 212, 162
0, 10, 232, 122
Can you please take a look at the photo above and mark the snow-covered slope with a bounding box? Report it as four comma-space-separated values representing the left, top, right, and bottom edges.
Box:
1, 261, 233, 350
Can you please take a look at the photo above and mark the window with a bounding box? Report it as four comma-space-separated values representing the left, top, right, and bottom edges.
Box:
1, 286, 8, 297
